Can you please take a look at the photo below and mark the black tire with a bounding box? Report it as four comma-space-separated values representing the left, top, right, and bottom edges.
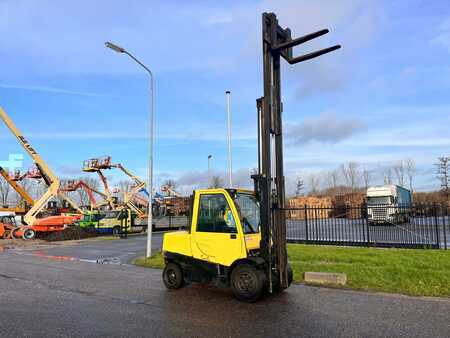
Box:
287, 263, 293, 287
163, 262, 184, 290
11, 228, 22, 239
22, 228, 36, 240
112, 226, 121, 237
272, 263, 294, 293
230, 264, 266, 303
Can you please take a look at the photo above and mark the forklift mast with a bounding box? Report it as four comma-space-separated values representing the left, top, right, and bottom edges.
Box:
252, 13, 340, 290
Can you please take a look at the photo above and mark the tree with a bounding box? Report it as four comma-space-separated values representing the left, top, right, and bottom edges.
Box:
307, 174, 319, 196
295, 178, 304, 197
384, 167, 393, 185
327, 170, 339, 190
118, 180, 133, 202
162, 179, 177, 190
0, 175, 11, 207
405, 158, 416, 193
210, 175, 224, 189
362, 165, 370, 191
435, 157, 450, 202
340, 164, 350, 189
393, 160, 405, 187
76, 177, 100, 206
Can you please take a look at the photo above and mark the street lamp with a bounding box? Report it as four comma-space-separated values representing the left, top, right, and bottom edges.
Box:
207, 154, 213, 185
105, 41, 154, 258
225, 90, 232, 187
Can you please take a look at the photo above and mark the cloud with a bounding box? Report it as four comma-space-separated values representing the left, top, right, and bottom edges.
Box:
286, 111, 365, 145
0, 83, 114, 97
431, 18, 450, 53
173, 168, 254, 194
257, 0, 386, 97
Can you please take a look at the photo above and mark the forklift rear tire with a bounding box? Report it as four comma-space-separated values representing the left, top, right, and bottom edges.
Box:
163, 262, 184, 290
231, 264, 266, 303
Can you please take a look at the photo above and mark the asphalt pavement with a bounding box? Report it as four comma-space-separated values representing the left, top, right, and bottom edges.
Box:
23, 233, 164, 264
0, 235, 449, 337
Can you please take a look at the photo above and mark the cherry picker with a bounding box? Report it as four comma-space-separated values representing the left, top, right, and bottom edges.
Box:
0, 107, 84, 239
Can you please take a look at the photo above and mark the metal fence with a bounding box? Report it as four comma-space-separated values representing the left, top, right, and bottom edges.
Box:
286, 204, 449, 249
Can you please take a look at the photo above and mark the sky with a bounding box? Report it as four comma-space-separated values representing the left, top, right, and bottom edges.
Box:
1, 0, 450, 195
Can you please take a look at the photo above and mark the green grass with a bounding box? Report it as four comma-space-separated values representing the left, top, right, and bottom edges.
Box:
288, 244, 450, 298
133, 253, 165, 269
133, 245, 450, 298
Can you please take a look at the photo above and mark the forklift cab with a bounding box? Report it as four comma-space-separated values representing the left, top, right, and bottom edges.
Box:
162, 189, 273, 302
163, 189, 261, 264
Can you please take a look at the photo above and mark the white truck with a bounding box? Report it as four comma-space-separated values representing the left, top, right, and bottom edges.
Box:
366, 185, 412, 224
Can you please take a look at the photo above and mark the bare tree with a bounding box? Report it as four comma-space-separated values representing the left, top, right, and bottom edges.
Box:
349, 162, 360, 191
307, 174, 320, 196
12, 177, 32, 205
340, 164, 350, 189
75, 177, 101, 206
162, 179, 177, 190
210, 175, 224, 188
405, 158, 416, 193
119, 180, 132, 192
435, 157, 450, 202
384, 167, 393, 185
0, 176, 11, 207
327, 170, 339, 190
340, 162, 360, 192
362, 165, 370, 191
393, 160, 405, 187
295, 178, 304, 197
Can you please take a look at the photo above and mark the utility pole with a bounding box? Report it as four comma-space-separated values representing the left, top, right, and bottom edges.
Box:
207, 154, 212, 185
226, 90, 232, 187
105, 41, 155, 258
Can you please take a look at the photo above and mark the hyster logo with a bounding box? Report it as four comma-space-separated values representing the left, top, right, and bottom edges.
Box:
0, 153, 24, 171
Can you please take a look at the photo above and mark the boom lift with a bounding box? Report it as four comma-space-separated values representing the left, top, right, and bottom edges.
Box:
0, 107, 84, 239
83, 156, 148, 216
82, 157, 118, 210
82, 157, 148, 235
0, 166, 34, 213
59, 179, 110, 210
161, 13, 340, 302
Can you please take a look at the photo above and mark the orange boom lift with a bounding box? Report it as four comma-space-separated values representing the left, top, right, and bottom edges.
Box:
0, 107, 84, 239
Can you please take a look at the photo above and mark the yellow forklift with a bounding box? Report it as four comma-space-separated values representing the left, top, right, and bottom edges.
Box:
161, 13, 340, 302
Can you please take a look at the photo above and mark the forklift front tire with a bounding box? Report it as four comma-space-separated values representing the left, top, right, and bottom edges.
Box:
163, 262, 184, 290
231, 264, 266, 303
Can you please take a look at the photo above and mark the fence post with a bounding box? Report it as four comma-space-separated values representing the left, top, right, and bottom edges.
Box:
364, 203, 370, 245
443, 205, 448, 250
304, 204, 309, 242
433, 203, 440, 249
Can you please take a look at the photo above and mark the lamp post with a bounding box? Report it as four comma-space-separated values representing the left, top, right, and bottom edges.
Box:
105, 41, 154, 258
225, 90, 232, 187
207, 154, 212, 185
